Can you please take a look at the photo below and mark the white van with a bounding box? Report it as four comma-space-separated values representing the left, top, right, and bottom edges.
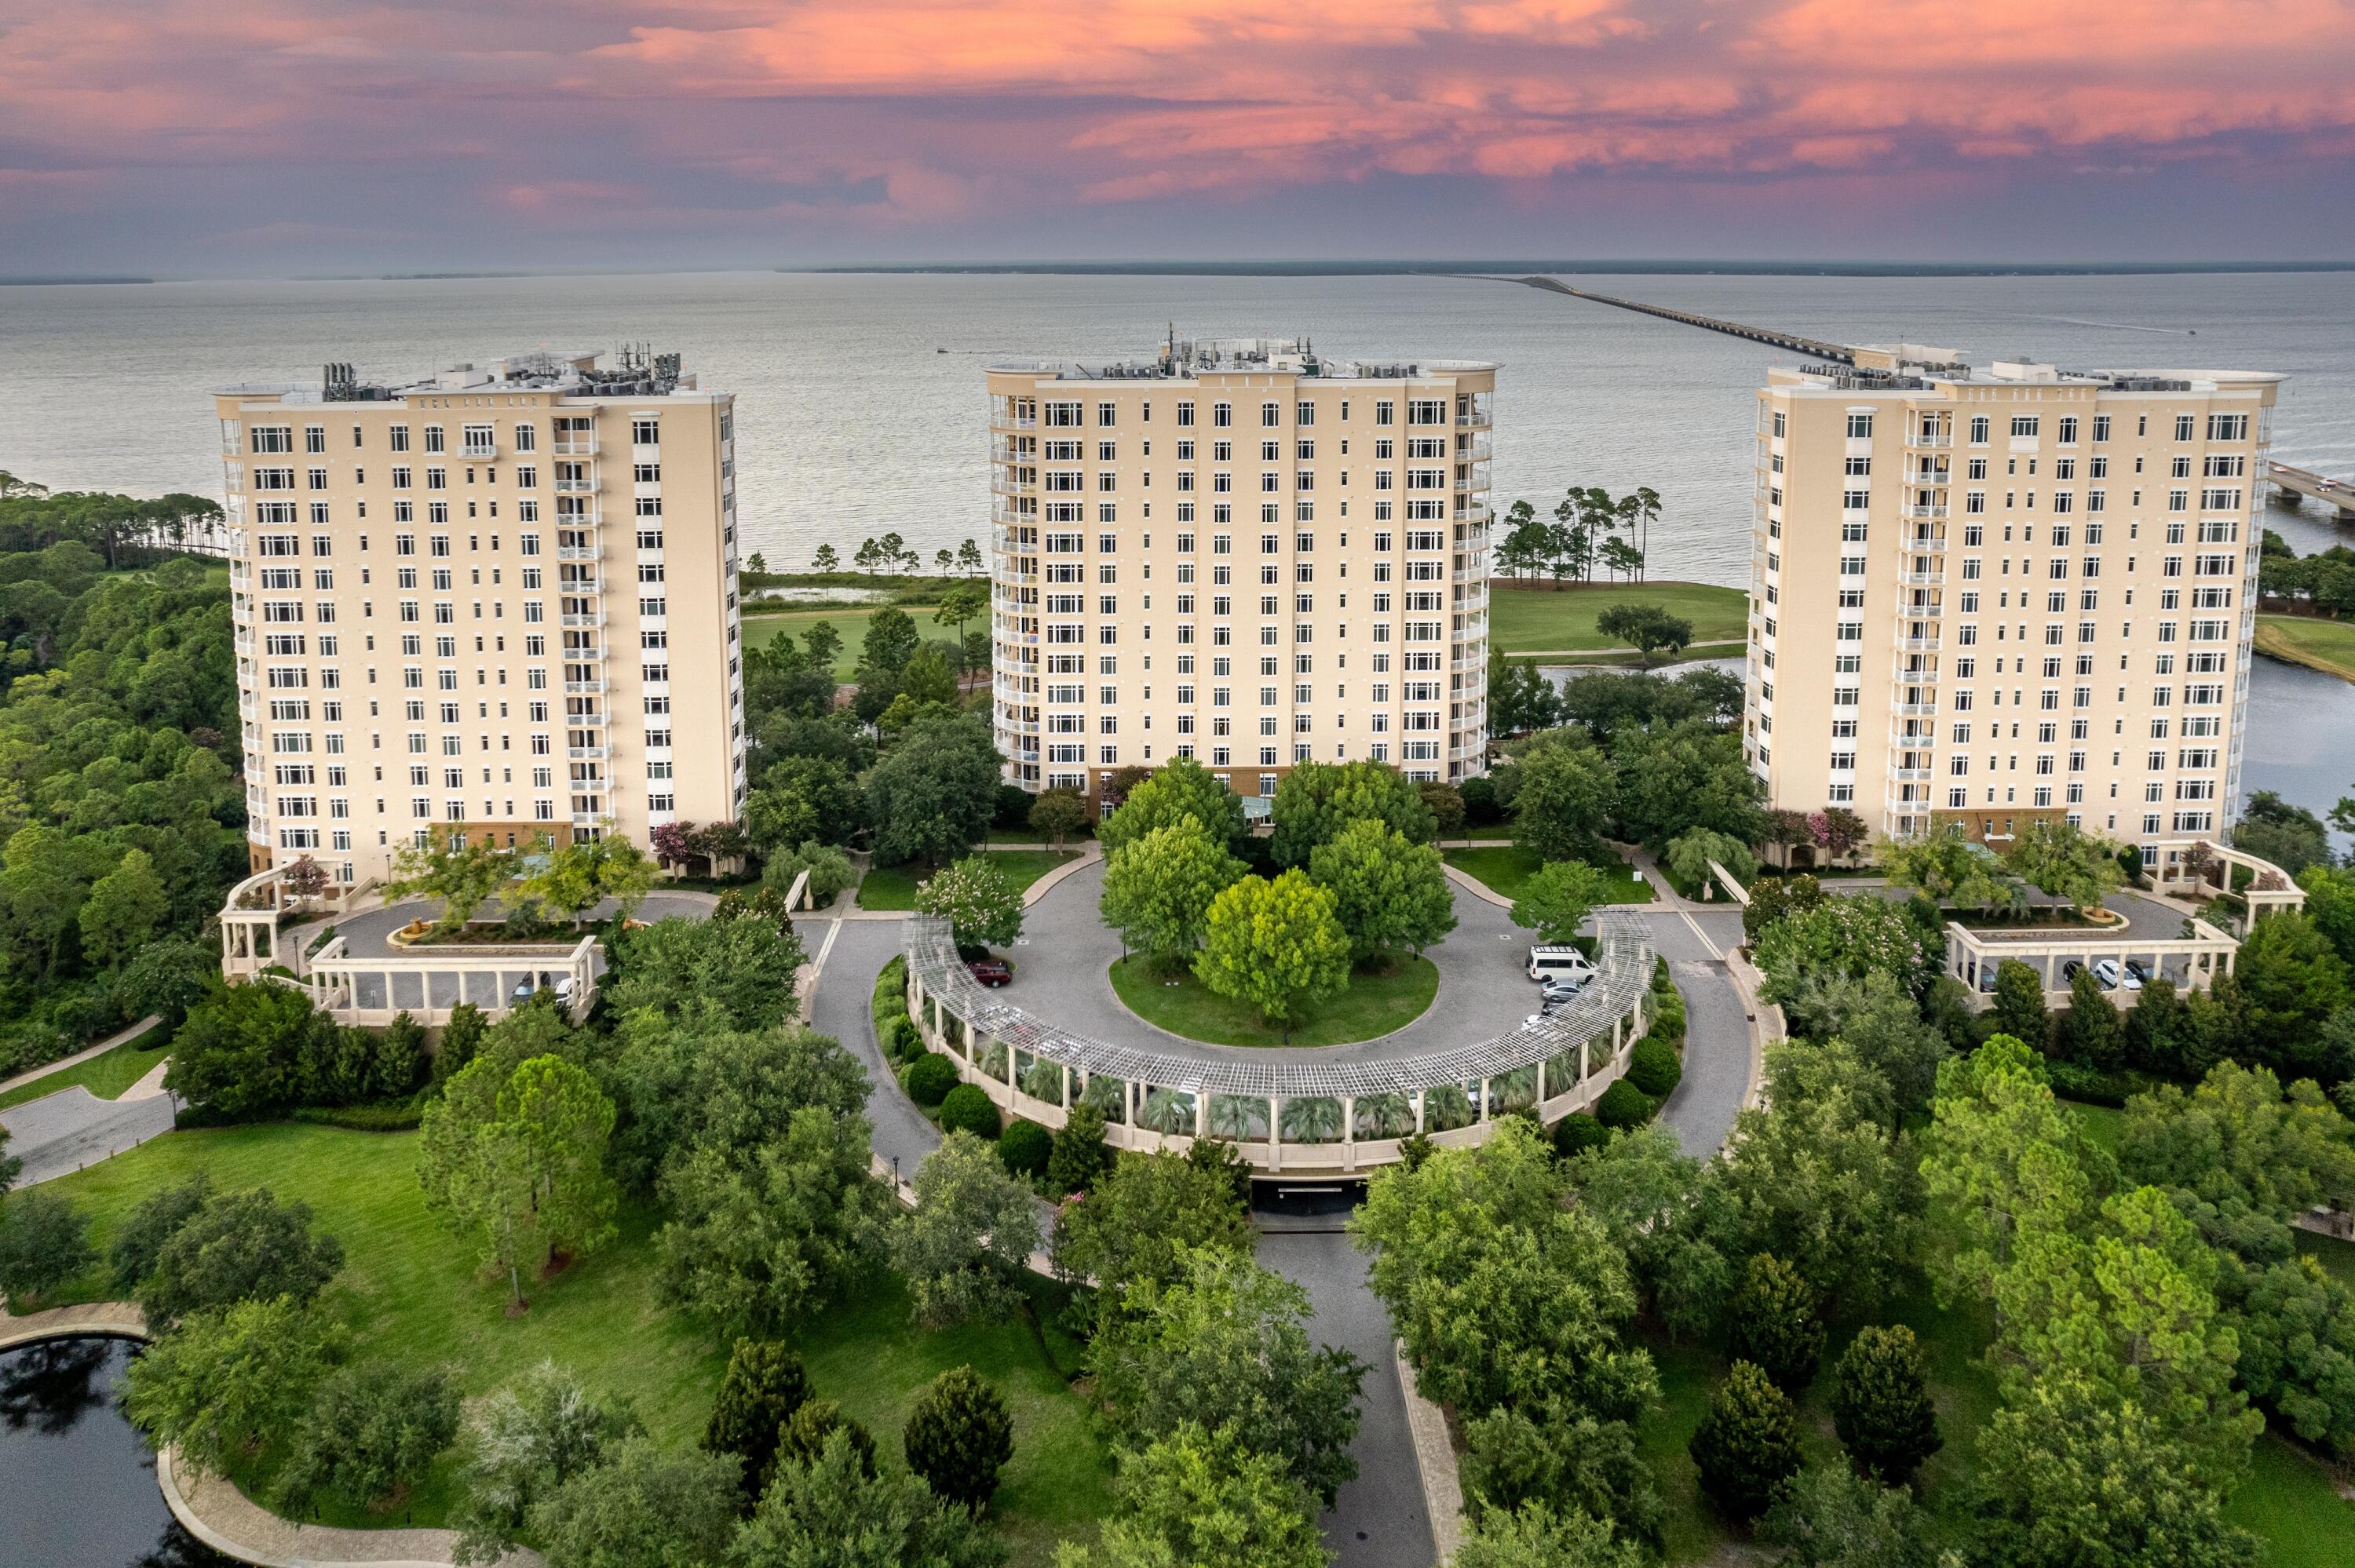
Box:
1528, 946, 1597, 984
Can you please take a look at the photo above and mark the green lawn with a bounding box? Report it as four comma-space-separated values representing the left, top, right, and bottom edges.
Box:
1443, 844, 1653, 906
2256, 614, 2355, 685
35, 1122, 1109, 1561
1108, 954, 1438, 1047
739, 604, 958, 677
0, 1021, 171, 1112
1641, 1270, 2355, 1565
1488, 582, 1747, 658
858, 851, 1079, 912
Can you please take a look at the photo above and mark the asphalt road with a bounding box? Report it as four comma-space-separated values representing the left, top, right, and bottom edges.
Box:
0, 1085, 177, 1187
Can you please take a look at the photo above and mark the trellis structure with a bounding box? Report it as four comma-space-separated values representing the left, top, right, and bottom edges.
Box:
902, 914, 1656, 1175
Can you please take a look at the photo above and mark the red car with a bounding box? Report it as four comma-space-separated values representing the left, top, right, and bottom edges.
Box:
966, 958, 1013, 987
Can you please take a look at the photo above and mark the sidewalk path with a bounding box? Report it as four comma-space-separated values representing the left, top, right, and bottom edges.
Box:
0, 1014, 162, 1098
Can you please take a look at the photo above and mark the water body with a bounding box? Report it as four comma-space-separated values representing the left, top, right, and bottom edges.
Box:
0, 1336, 234, 1568
2, 268, 2350, 811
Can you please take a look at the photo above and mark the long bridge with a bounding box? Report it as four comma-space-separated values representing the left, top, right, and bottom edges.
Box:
1510, 275, 1857, 363
2268, 462, 2355, 523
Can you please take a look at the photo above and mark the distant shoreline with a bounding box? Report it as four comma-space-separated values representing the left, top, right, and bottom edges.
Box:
5, 261, 2353, 286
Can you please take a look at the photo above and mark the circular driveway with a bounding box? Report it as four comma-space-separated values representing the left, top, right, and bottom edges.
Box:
1004, 858, 1552, 1072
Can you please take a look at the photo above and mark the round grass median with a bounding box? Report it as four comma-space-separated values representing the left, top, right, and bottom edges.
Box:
1106, 953, 1439, 1048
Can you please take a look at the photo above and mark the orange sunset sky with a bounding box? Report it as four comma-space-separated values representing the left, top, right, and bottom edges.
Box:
3, 0, 2352, 272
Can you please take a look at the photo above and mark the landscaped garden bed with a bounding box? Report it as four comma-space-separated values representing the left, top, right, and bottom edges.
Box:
1107, 952, 1440, 1048
1444, 844, 1653, 905
857, 850, 1076, 912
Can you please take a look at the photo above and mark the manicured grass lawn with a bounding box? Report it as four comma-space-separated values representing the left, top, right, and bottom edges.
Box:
1459, 823, 1521, 841
858, 850, 1079, 911
0, 1022, 172, 1112
1108, 954, 1438, 1047
1640, 1270, 2354, 1565
1488, 582, 1747, 658
739, 604, 956, 676
2257, 614, 2355, 684
1443, 844, 1653, 905
35, 1122, 1111, 1562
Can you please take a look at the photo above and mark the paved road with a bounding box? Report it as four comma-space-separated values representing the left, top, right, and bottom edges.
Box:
1258, 1227, 1436, 1568
0, 1085, 177, 1187
1635, 903, 1754, 1157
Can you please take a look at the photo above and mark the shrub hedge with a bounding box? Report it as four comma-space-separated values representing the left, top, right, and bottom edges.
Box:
1627, 1035, 1683, 1099
1594, 1077, 1655, 1131
938, 1083, 1002, 1140
999, 1119, 1053, 1178
907, 1052, 962, 1107
1551, 1110, 1608, 1158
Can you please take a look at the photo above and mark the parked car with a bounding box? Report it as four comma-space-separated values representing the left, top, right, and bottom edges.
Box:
2093, 958, 2141, 992
966, 957, 1013, 988
1976, 964, 1999, 994
1540, 979, 1586, 1004
511, 972, 577, 1006
1528, 946, 1597, 985
2123, 959, 2152, 986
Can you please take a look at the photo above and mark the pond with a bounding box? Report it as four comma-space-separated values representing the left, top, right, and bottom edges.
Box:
0, 1336, 234, 1568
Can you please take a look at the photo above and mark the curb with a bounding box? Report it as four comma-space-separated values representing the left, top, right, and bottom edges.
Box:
1021, 845, 1101, 906
1394, 1340, 1464, 1563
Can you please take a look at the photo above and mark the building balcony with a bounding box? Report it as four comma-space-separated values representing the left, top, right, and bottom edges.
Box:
1901, 635, 1941, 651
564, 679, 608, 694
1894, 701, 1939, 717
1907, 431, 1952, 448
1903, 504, 1950, 520
991, 476, 1034, 497
1900, 570, 1944, 586
991, 414, 1039, 431
561, 644, 608, 662
1911, 471, 1952, 487
1458, 410, 1492, 428
1904, 532, 1948, 552
553, 436, 598, 456
565, 711, 608, 729
558, 544, 601, 561
553, 476, 599, 494
568, 746, 611, 760
462, 442, 498, 460
560, 611, 605, 629
1889, 767, 1933, 782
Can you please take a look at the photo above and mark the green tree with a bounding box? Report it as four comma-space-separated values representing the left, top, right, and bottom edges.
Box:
1308, 816, 1458, 960
436, 1002, 489, 1087
1053, 1421, 1324, 1568
1098, 757, 1248, 858
1051, 1147, 1252, 1296
163, 979, 341, 1119
78, 846, 169, 967
1608, 720, 1765, 852
1814, 970, 1949, 1121
734, 1426, 1001, 1568
1920, 1035, 2094, 1307
2003, 819, 2125, 917
865, 710, 1002, 868
1881, 823, 2023, 917
1090, 1245, 1367, 1503
1099, 815, 1245, 958
704, 1339, 812, 1507
656, 1106, 890, 1334
934, 582, 988, 666
1269, 760, 1436, 868
1508, 734, 1618, 862
915, 856, 1025, 949
1594, 603, 1692, 663
1827, 1326, 1941, 1482
1990, 959, 2051, 1047
519, 830, 657, 927
1450, 1502, 1641, 1568
1509, 859, 1613, 945
385, 829, 517, 932
1028, 787, 1090, 851
1663, 828, 1755, 898
0, 1187, 94, 1307
1460, 1402, 1663, 1554
529, 1434, 742, 1568
1353, 1118, 1656, 1421
2057, 965, 2126, 1070
124, 1296, 345, 1477
891, 1131, 1042, 1327
1046, 1100, 1115, 1196
1193, 870, 1353, 1039
450, 1360, 644, 1565
137, 1185, 345, 1324
1752, 895, 1929, 1001
858, 606, 921, 677
1565, 1125, 1732, 1339
904, 1366, 1015, 1512
1759, 1466, 1936, 1568
608, 915, 806, 1037
1725, 1253, 1823, 1391
1711, 1041, 1918, 1307
777, 1398, 878, 1478
276, 1362, 461, 1511
2233, 908, 2352, 1081
108, 1172, 214, 1295
418, 1052, 619, 1312
1689, 1361, 1800, 1521
812, 543, 840, 573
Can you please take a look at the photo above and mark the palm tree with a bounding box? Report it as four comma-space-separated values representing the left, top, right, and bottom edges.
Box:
1491, 1066, 1538, 1113
1082, 1074, 1128, 1123
1139, 1088, 1195, 1135
1208, 1094, 1267, 1140
1354, 1092, 1414, 1140
1279, 1096, 1343, 1143
1422, 1084, 1474, 1132
1020, 1060, 1064, 1103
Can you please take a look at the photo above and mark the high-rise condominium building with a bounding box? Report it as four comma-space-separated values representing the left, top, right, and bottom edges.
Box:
1744, 345, 2280, 859
217, 349, 748, 886
986, 337, 1495, 808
